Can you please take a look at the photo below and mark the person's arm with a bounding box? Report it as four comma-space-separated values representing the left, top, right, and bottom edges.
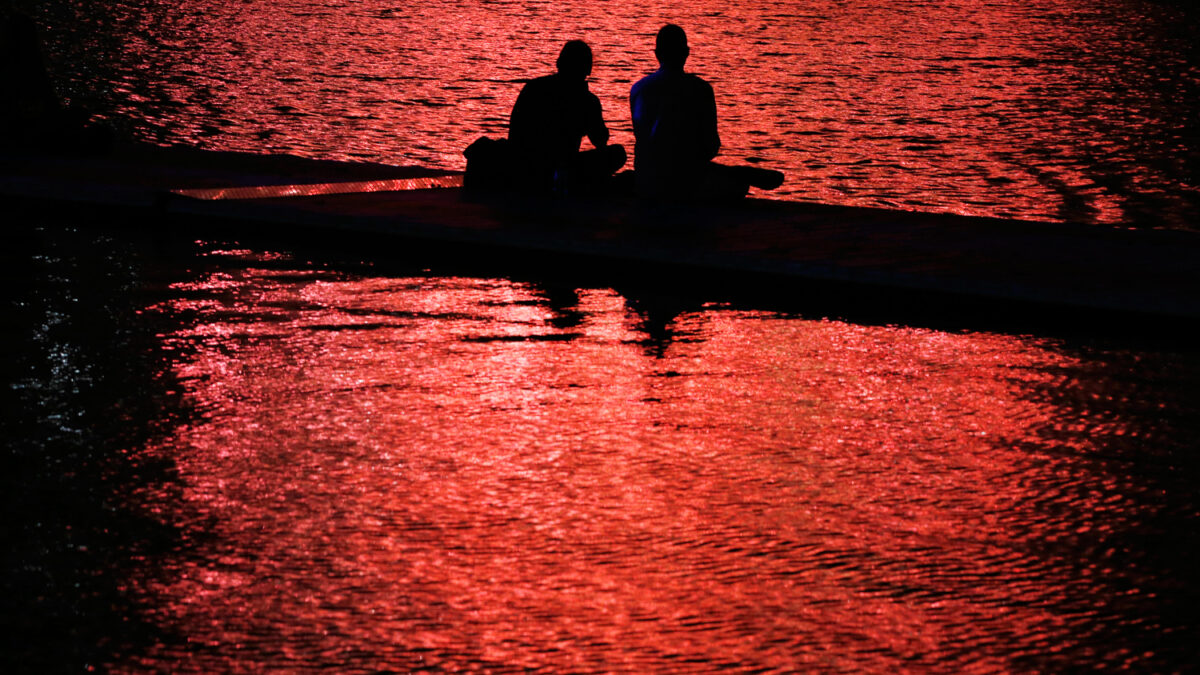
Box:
585, 94, 609, 149
508, 83, 532, 145
700, 80, 721, 161
629, 85, 643, 145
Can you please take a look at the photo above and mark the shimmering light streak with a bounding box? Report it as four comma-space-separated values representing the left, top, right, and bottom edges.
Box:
172, 174, 463, 200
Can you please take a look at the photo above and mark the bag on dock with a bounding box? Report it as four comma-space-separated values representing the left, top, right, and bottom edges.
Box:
463, 136, 515, 195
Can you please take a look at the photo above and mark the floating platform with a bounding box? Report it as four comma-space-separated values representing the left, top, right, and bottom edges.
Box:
4, 144, 1198, 330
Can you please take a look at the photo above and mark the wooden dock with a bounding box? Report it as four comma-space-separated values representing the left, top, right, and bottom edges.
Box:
4, 144, 1198, 329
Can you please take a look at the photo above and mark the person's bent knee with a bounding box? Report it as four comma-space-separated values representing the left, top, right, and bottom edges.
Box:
604, 144, 628, 174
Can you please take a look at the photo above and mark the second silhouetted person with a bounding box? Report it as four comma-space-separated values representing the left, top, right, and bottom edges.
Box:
630, 25, 782, 201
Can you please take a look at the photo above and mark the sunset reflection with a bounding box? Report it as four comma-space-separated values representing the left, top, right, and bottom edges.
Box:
120, 250, 1191, 671
39, 0, 1198, 226
9, 0, 1198, 669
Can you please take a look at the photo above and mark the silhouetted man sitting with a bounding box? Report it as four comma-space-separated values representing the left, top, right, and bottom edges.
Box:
464, 40, 625, 196
630, 24, 783, 201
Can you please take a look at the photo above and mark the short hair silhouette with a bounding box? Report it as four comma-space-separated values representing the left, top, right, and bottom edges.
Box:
556, 40, 593, 79
654, 24, 689, 70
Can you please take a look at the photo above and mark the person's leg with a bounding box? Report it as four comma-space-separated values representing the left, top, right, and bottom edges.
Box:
561, 144, 627, 194
734, 165, 785, 191
702, 163, 751, 200
707, 163, 784, 199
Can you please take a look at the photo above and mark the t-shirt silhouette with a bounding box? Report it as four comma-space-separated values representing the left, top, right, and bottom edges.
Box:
630, 68, 721, 186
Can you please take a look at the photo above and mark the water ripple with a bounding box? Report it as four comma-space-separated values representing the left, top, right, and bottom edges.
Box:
83, 258, 1195, 670
30, 0, 1200, 226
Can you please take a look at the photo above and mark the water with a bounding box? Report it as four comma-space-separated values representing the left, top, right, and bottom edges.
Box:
5, 222, 1199, 672
25, 0, 1200, 227
6, 0, 1200, 671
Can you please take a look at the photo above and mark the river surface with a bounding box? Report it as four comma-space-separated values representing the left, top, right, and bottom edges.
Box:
5, 0, 1200, 672
5, 221, 1199, 672
24, 0, 1200, 227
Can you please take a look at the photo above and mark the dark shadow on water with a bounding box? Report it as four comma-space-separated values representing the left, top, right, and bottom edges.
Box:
533, 282, 586, 331
998, 336, 1200, 672
619, 289, 707, 359
255, 222, 1199, 353
0, 223, 199, 671
530, 280, 703, 358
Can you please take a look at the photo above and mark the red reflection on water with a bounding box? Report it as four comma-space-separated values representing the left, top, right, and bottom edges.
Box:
70, 0, 1196, 225
123, 262, 1157, 671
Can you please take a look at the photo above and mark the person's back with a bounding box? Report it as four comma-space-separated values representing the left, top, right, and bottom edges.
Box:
630, 24, 782, 201
630, 66, 719, 194
630, 25, 718, 197
465, 39, 624, 196
509, 69, 605, 188
497, 39, 624, 195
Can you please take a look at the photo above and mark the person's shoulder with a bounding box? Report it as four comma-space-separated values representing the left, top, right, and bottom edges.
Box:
523, 73, 557, 90
632, 70, 666, 94
574, 86, 601, 114
516, 74, 560, 106
684, 72, 713, 90
520, 73, 561, 95
681, 72, 715, 99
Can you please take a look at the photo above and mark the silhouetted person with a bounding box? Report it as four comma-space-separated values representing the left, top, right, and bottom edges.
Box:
465, 40, 625, 196
630, 24, 782, 201
1, 4, 112, 154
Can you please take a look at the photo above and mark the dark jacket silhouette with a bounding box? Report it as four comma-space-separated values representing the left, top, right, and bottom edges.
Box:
509, 71, 608, 181
465, 40, 624, 196
630, 58, 718, 185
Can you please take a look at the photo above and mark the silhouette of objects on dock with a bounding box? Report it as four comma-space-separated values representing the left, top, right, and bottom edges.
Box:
464, 28, 784, 202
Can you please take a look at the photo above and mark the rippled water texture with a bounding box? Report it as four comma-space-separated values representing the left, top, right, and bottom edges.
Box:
9, 1, 1200, 671
28, 0, 1200, 226
47, 241, 1179, 672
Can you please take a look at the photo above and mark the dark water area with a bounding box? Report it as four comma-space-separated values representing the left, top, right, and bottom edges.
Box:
16, 0, 1200, 228
0, 226, 185, 670
3, 219, 1200, 672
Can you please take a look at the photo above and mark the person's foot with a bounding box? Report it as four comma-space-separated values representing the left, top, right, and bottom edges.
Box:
732, 165, 785, 191
747, 167, 785, 190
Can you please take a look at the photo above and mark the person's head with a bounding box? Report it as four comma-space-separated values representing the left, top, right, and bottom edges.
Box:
556, 40, 593, 80
654, 24, 689, 70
